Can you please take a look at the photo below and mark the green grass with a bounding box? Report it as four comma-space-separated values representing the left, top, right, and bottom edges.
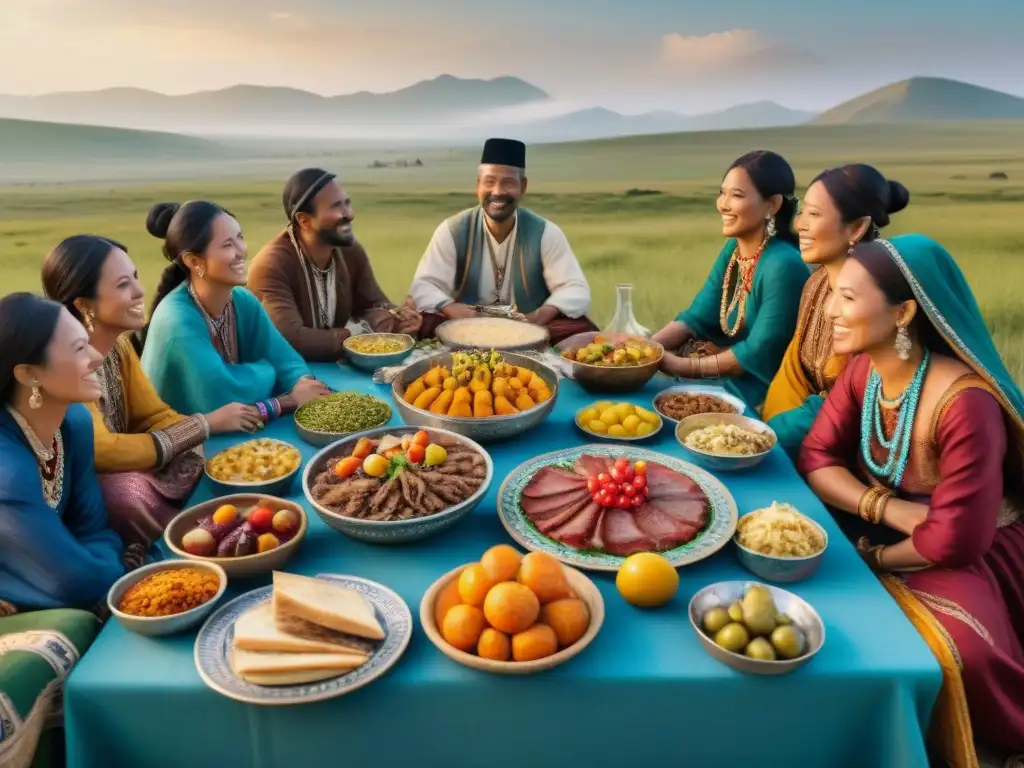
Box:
3, 122, 1024, 378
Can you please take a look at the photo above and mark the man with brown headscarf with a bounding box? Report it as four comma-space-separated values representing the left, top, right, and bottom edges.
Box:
248, 168, 422, 361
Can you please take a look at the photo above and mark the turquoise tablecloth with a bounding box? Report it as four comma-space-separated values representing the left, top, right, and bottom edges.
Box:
64, 364, 942, 768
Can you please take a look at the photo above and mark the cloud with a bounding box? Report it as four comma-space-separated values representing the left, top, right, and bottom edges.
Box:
659, 29, 821, 80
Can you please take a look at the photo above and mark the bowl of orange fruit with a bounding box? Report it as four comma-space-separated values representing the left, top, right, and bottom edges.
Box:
420, 545, 604, 674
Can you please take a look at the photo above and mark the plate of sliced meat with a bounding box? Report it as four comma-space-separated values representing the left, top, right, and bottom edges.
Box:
497, 445, 738, 571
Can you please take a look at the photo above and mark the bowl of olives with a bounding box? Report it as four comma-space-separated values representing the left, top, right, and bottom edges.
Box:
688, 581, 825, 675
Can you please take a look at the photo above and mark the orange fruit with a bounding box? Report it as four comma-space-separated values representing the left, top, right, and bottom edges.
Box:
480, 544, 523, 583
433, 578, 464, 627
541, 598, 590, 647
483, 582, 540, 635
458, 564, 496, 607
517, 552, 572, 604
441, 604, 486, 652
615, 552, 679, 608
512, 623, 559, 662
477, 628, 512, 661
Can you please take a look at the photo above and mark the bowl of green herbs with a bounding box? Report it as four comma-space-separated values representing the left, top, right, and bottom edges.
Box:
293, 391, 393, 447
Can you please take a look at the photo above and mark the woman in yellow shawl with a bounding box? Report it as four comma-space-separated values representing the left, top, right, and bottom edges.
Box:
762, 164, 910, 458
42, 236, 263, 563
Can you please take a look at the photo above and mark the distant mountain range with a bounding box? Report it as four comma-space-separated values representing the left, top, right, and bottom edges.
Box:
0, 75, 1022, 149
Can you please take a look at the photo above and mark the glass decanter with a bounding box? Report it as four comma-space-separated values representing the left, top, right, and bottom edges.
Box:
603, 283, 650, 337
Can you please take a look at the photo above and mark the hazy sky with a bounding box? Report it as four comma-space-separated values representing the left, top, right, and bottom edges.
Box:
2, 0, 1021, 113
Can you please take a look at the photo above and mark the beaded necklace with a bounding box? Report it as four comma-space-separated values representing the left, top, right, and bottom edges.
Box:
860, 349, 930, 488
719, 238, 767, 337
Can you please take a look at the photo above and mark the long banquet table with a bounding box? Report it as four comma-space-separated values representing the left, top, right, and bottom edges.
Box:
64, 362, 942, 768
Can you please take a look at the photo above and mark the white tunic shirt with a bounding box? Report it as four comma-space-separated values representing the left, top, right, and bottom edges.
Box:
409, 210, 592, 318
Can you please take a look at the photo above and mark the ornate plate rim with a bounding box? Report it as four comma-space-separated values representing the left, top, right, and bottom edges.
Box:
193, 573, 412, 706
496, 444, 738, 572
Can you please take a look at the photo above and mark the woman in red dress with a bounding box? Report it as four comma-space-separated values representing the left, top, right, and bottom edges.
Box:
799, 234, 1024, 768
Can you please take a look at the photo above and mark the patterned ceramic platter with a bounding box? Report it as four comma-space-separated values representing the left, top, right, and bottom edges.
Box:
194, 574, 412, 705
497, 444, 738, 572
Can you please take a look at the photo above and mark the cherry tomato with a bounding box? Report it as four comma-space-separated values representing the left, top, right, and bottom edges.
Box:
632, 474, 647, 490
596, 491, 612, 507
616, 495, 631, 509
622, 465, 636, 482
622, 484, 635, 498
642, 485, 650, 497
603, 481, 619, 495
609, 467, 625, 484
597, 472, 611, 485
412, 430, 430, 447
630, 494, 644, 507
334, 456, 362, 479
615, 457, 630, 471
634, 460, 647, 474
587, 477, 600, 494
406, 443, 426, 464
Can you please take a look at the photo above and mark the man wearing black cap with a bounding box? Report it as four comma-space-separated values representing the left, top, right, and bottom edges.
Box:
249, 168, 422, 361
409, 138, 596, 343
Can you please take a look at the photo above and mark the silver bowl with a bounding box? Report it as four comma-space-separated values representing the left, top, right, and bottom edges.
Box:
688, 580, 825, 675
293, 393, 393, 447
435, 317, 550, 352
554, 331, 664, 394
675, 413, 777, 472
391, 351, 558, 444
733, 509, 828, 583
652, 383, 747, 423
343, 333, 415, 372
204, 438, 302, 496
108, 559, 227, 637
302, 425, 493, 544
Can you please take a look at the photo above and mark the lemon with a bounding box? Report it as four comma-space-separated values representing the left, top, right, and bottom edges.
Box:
587, 419, 608, 434
579, 407, 599, 424
615, 553, 679, 608
621, 414, 641, 434
635, 406, 660, 426
599, 408, 621, 427
607, 424, 628, 438
592, 401, 613, 413
614, 403, 635, 420
635, 422, 654, 437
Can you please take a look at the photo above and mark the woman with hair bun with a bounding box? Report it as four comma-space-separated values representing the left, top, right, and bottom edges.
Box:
763, 163, 910, 458
42, 235, 263, 559
136, 201, 330, 417
652, 150, 809, 411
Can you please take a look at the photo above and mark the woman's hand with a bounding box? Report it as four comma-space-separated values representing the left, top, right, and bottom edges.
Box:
206, 403, 264, 434
394, 304, 423, 335
660, 352, 696, 378
288, 377, 331, 408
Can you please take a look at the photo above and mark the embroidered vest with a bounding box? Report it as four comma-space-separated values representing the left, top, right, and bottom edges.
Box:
446, 206, 548, 314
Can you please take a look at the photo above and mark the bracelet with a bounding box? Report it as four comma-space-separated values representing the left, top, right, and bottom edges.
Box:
697, 357, 707, 379
255, 401, 269, 423
269, 398, 282, 419
872, 545, 885, 570
858, 486, 893, 524
713, 355, 721, 378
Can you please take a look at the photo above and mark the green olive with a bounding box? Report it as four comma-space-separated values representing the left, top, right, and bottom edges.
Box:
714, 622, 750, 653
727, 601, 744, 623
702, 607, 731, 635
770, 624, 806, 660
745, 637, 777, 661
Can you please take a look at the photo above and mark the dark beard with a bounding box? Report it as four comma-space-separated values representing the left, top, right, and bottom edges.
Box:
319, 223, 354, 247
483, 195, 517, 223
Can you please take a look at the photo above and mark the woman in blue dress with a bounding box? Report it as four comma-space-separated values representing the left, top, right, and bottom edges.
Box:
652, 151, 809, 412
0, 292, 125, 768
136, 200, 331, 417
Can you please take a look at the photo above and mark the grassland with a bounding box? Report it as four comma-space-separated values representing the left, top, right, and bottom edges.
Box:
2, 122, 1024, 378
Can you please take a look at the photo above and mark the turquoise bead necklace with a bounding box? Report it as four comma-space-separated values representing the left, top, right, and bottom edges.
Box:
860, 348, 931, 488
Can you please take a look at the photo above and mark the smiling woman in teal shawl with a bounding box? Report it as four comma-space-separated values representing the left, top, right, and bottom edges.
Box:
798, 234, 1024, 767
652, 151, 809, 412
136, 201, 332, 420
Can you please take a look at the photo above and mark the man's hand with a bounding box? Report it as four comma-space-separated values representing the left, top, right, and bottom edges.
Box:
524, 305, 560, 326
394, 304, 423, 335
441, 303, 480, 320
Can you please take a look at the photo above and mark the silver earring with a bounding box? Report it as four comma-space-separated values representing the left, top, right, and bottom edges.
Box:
895, 326, 912, 361
196, 266, 205, 279
765, 216, 776, 239
29, 378, 43, 410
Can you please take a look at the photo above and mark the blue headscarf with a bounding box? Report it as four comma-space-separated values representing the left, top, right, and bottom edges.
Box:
876, 234, 1024, 439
